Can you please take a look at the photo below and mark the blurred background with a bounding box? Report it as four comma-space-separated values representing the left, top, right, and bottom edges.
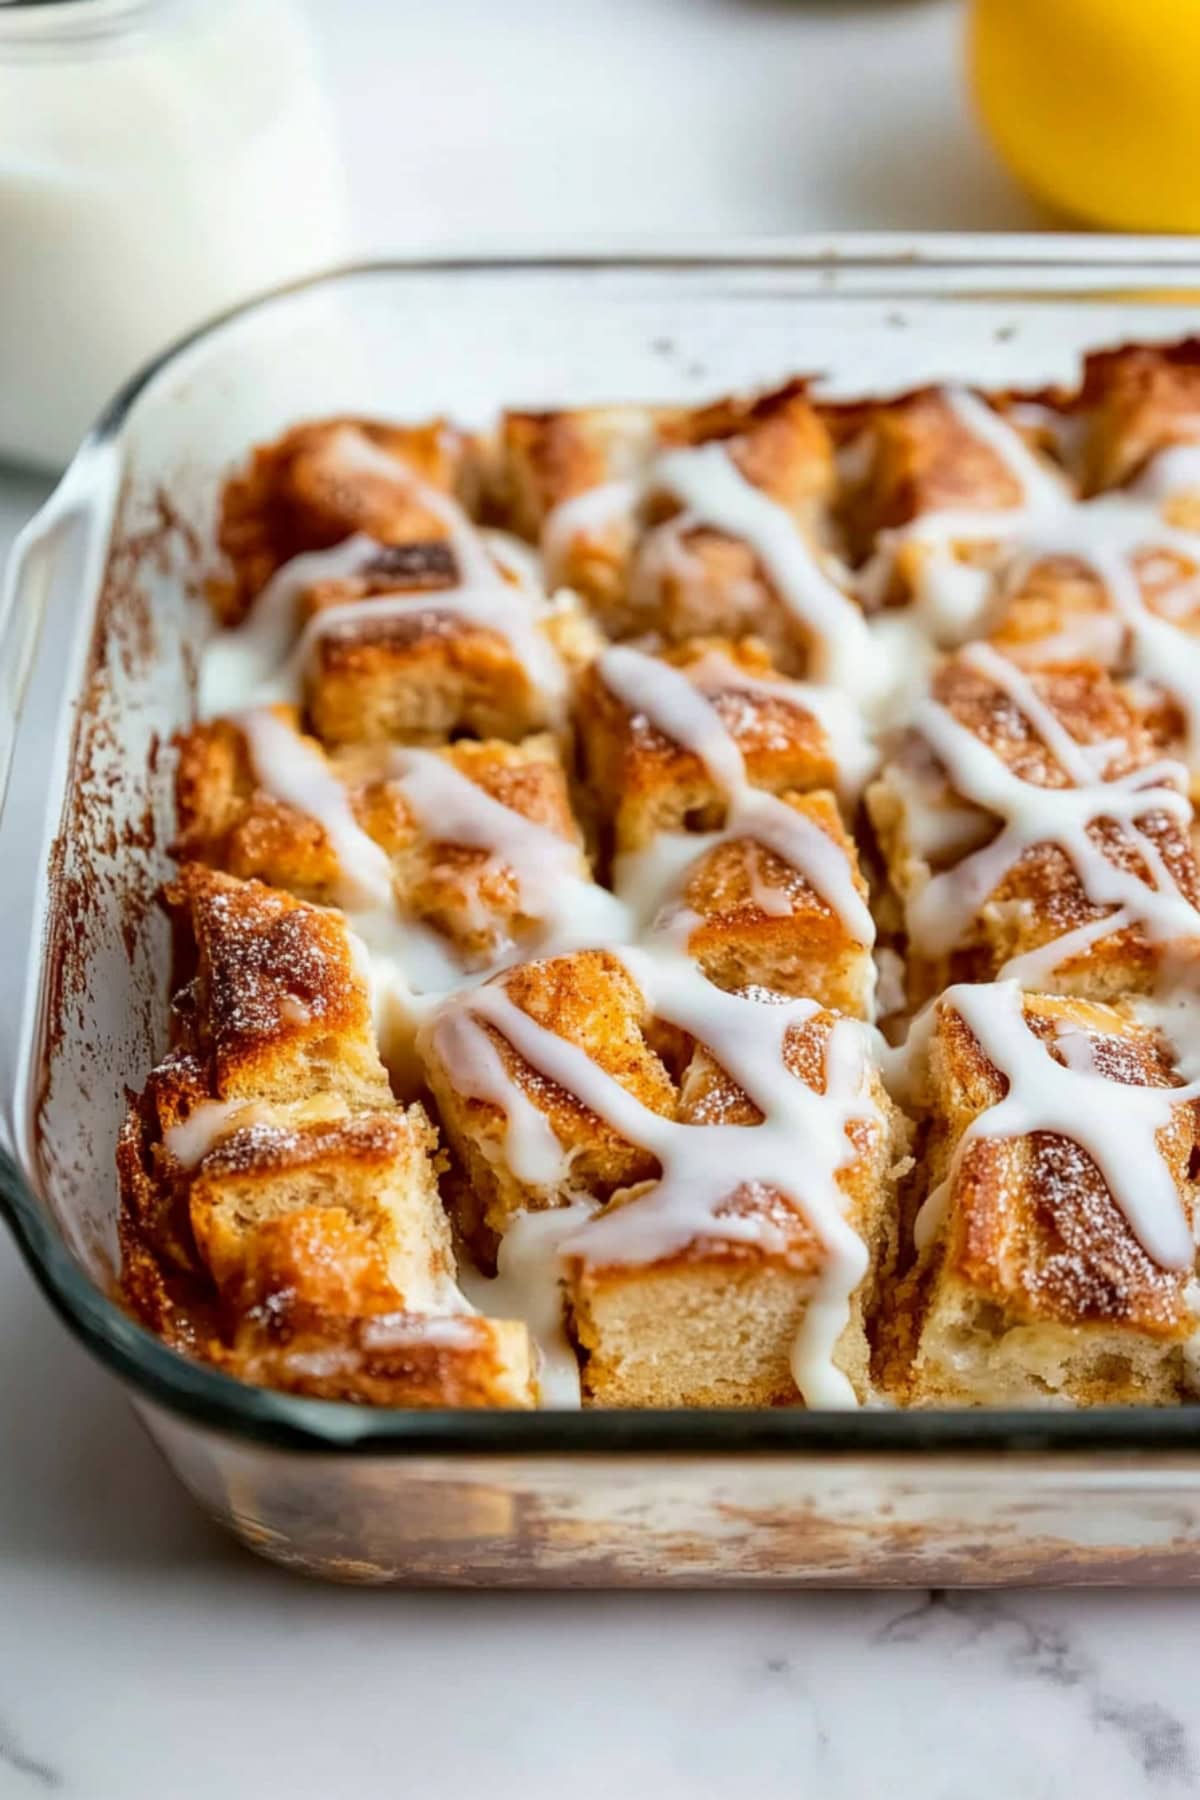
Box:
4, 0, 1194, 471
6, 0, 1196, 468
306, 0, 1037, 248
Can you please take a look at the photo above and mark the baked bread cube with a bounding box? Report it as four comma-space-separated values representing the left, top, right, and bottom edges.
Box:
166, 863, 392, 1109
623, 382, 842, 665
868, 643, 1200, 1006
120, 1080, 456, 1319
500, 380, 831, 544
984, 529, 1200, 803
192, 1115, 532, 1408
668, 794, 874, 1016
575, 639, 875, 1014
834, 385, 1068, 550
493, 400, 675, 614
420, 949, 678, 1262
122, 864, 434, 1298
116, 1037, 540, 1406
217, 415, 481, 621
118, 866, 536, 1407
575, 636, 866, 854
1078, 339, 1200, 501
989, 551, 1200, 805
210, 415, 594, 746
498, 381, 856, 677
187, 1107, 455, 1313
989, 546, 1200, 668
831, 387, 1071, 648
564, 1002, 908, 1407
174, 710, 595, 975
881, 984, 1200, 1406
227, 1301, 535, 1408
424, 949, 906, 1408
301, 580, 593, 749
121, 1117, 534, 1410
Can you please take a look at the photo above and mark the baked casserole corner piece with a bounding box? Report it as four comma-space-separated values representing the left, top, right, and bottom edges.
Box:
878, 985, 1200, 1407
118, 865, 536, 1406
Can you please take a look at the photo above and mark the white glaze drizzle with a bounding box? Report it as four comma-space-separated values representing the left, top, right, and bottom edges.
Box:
541, 478, 639, 588
943, 388, 1069, 515
288, 580, 567, 722
681, 646, 879, 802
164, 1098, 269, 1169
649, 445, 873, 689
873, 389, 1200, 763
224, 625, 886, 1400
425, 942, 882, 1407
200, 534, 379, 716
1135, 977, 1200, 1086
913, 980, 1200, 1271
200, 433, 567, 720
907, 642, 1200, 960
233, 707, 631, 998
997, 908, 1136, 987
386, 746, 629, 955
539, 439, 873, 695
235, 707, 395, 912
191, 386, 1200, 1406
1132, 443, 1200, 501
600, 645, 875, 949
459, 1201, 596, 1407
428, 1002, 570, 1188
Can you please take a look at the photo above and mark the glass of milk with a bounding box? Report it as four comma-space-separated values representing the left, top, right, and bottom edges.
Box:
0, 0, 348, 468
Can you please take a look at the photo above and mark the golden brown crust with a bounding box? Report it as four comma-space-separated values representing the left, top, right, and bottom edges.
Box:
677, 793, 874, 1016
831, 387, 1061, 567
118, 864, 535, 1405
165, 863, 391, 1107
868, 654, 1200, 1005
496, 403, 673, 540
1079, 340, 1200, 494
222, 1305, 534, 1408
217, 416, 479, 620
575, 637, 842, 857
564, 1010, 909, 1406
422, 950, 677, 1260
880, 992, 1200, 1406
174, 715, 588, 966
495, 382, 839, 659
496, 379, 830, 538
305, 594, 578, 749
660, 377, 834, 517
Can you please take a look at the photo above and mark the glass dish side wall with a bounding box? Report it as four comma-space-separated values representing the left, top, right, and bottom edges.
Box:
143, 1402, 1200, 1586
8, 248, 1200, 1586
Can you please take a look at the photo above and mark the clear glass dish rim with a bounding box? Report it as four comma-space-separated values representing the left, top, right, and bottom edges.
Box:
10, 237, 1200, 1460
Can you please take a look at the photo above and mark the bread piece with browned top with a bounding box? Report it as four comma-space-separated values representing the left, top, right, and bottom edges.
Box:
565, 1005, 909, 1408
867, 649, 1200, 1008
880, 987, 1200, 1406
118, 866, 535, 1407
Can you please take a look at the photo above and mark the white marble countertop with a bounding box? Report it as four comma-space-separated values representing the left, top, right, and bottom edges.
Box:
3, 4, 1198, 1797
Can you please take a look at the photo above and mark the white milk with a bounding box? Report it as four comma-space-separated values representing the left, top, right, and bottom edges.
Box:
0, 0, 347, 468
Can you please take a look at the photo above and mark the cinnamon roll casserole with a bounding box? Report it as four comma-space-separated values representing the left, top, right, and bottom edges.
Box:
118, 341, 1200, 1408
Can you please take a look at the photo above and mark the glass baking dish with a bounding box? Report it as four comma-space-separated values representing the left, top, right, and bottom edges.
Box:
9, 239, 1200, 1586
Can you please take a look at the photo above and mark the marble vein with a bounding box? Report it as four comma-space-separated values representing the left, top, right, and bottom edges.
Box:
0, 1711, 63, 1792
876, 1591, 1196, 1790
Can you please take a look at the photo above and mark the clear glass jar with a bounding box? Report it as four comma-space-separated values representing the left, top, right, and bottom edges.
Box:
0, 0, 348, 468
